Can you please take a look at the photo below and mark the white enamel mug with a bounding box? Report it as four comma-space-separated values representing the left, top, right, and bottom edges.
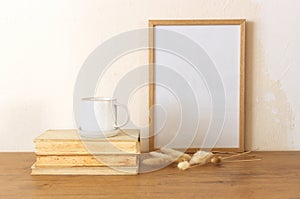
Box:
79, 97, 129, 138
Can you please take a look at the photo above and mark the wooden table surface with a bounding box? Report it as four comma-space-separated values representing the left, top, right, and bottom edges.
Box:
0, 152, 299, 199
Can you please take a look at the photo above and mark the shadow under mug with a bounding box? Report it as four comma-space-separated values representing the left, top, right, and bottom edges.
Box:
79, 97, 129, 138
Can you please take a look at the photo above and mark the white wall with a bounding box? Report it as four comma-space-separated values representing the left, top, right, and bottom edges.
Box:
0, 0, 299, 151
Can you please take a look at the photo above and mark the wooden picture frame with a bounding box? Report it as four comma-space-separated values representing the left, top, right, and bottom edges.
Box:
149, 19, 245, 152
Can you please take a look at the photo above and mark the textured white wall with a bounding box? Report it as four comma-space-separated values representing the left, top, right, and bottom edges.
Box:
0, 0, 299, 151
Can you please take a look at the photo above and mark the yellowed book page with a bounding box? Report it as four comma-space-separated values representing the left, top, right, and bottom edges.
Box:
34, 129, 139, 142
31, 163, 138, 175
36, 154, 138, 167
35, 141, 139, 155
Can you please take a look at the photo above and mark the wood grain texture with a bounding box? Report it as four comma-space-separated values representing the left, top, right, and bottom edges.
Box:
148, 20, 155, 152
149, 19, 246, 25
0, 152, 299, 198
239, 20, 246, 152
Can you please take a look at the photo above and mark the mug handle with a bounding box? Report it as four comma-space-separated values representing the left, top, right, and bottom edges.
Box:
114, 103, 130, 129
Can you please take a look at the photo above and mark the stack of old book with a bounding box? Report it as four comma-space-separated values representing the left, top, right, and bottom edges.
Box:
31, 129, 140, 175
